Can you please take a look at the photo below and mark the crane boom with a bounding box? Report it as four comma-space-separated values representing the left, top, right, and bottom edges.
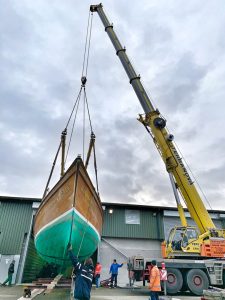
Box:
90, 3, 216, 235
90, 4, 154, 114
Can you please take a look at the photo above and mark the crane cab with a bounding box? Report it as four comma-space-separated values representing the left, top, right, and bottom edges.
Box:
162, 226, 201, 258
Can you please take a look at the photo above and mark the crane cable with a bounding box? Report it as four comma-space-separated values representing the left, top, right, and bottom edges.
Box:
141, 119, 212, 210
84, 87, 99, 194
66, 10, 99, 259
42, 87, 82, 200
65, 89, 82, 164
41, 10, 98, 265
65, 10, 94, 162
82, 10, 93, 78
44, 10, 95, 187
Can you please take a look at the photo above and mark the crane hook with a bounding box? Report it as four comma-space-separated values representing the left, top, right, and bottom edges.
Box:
81, 76, 87, 86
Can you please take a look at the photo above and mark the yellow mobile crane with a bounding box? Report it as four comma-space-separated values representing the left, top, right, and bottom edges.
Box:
90, 4, 225, 295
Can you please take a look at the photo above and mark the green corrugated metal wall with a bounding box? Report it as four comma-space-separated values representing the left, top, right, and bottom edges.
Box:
22, 237, 45, 283
221, 219, 225, 229
0, 201, 33, 254
102, 207, 164, 239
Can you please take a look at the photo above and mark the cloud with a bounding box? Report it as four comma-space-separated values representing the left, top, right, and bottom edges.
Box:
152, 53, 209, 114
0, 0, 225, 212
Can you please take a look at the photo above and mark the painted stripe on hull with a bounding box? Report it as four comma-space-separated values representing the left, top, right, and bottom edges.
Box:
35, 207, 101, 240
34, 209, 100, 266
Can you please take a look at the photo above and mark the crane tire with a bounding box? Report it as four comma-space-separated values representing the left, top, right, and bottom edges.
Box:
186, 269, 209, 296
166, 268, 183, 294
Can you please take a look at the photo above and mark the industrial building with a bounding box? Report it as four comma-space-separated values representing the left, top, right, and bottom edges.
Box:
0, 196, 225, 285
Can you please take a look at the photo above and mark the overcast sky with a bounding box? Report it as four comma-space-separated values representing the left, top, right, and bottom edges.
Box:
1, 0, 225, 210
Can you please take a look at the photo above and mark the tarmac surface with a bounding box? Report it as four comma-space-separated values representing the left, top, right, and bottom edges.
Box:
0, 285, 202, 300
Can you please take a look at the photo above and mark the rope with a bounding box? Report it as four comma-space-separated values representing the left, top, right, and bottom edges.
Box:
83, 87, 99, 194
65, 91, 82, 164
65, 87, 82, 130
44, 8, 94, 187
83, 92, 86, 161
77, 196, 93, 257
81, 11, 91, 77
173, 140, 213, 210
41, 10, 98, 265
141, 116, 212, 210
81, 11, 93, 78
68, 160, 81, 246
84, 12, 93, 77
65, 10, 93, 163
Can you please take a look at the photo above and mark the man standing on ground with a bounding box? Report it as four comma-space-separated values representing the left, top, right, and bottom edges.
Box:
94, 262, 102, 288
1, 260, 15, 286
67, 245, 94, 300
149, 260, 161, 300
109, 259, 123, 288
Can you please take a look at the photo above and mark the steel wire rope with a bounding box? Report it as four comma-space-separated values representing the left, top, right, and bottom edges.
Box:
84, 12, 93, 78
83, 88, 99, 194
82, 91, 86, 162
68, 160, 81, 247
65, 10, 93, 162
65, 90, 82, 164
35, 11, 97, 269
65, 86, 82, 131
52, 10, 94, 265
173, 140, 213, 210
77, 195, 94, 257
43, 87, 82, 199
65, 9, 94, 260
141, 114, 213, 211
80, 12, 93, 161
81, 11, 91, 77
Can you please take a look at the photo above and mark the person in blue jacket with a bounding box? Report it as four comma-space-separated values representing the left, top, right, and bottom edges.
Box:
109, 259, 123, 288
68, 245, 94, 300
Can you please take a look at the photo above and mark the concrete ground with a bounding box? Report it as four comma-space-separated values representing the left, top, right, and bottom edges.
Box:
90, 287, 202, 300
0, 285, 202, 300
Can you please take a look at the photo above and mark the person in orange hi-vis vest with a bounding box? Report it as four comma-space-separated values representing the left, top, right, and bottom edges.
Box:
149, 260, 161, 300
94, 262, 102, 288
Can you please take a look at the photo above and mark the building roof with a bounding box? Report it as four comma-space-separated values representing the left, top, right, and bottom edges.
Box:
0, 196, 224, 216
0, 195, 41, 202
101, 201, 225, 214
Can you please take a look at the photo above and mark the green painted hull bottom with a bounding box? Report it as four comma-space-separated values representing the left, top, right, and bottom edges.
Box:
35, 210, 100, 266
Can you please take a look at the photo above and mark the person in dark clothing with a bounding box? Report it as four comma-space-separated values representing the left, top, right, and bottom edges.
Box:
1, 260, 15, 286
68, 245, 94, 300
109, 259, 123, 288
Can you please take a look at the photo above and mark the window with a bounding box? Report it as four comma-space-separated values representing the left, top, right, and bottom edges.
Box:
125, 209, 140, 224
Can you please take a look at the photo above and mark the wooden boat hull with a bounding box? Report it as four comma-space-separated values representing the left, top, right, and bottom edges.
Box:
34, 157, 103, 266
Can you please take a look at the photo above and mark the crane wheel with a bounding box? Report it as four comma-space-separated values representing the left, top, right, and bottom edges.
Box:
166, 268, 183, 294
186, 269, 209, 296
